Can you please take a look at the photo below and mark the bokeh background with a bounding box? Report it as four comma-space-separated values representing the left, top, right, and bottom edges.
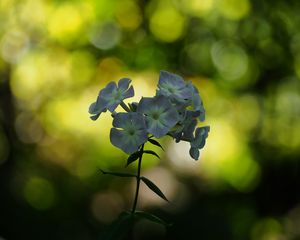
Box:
1, 0, 300, 239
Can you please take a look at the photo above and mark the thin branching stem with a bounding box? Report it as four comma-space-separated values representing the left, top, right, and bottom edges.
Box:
120, 101, 131, 112
131, 144, 144, 214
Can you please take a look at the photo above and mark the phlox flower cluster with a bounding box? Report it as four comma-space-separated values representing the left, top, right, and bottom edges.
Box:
89, 71, 210, 160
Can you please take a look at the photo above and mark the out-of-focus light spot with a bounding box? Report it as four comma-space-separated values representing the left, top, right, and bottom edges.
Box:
72, 157, 100, 179
48, 3, 92, 44
124, 71, 157, 100
115, 0, 142, 31
218, 0, 251, 20
93, 0, 116, 20
182, 40, 215, 74
137, 167, 178, 208
241, 18, 271, 44
11, 49, 71, 103
167, 140, 201, 174
41, 93, 109, 138
19, 0, 50, 31
0, 130, 9, 165
149, 2, 186, 42
234, 95, 260, 133
24, 177, 56, 210
179, 0, 214, 16
15, 112, 44, 144
261, 79, 300, 154
251, 218, 283, 240
0, 0, 12, 9
285, 205, 300, 239
37, 138, 80, 170
95, 57, 124, 83
70, 51, 96, 87
0, 29, 29, 64
91, 191, 124, 223
220, 152, 261, 192
89, 22, 121, 50
211, 40, 249, 81
204, 120, 260, 192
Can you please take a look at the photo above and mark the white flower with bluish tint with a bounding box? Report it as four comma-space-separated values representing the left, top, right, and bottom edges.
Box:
137, 95, 179, 138
89, 78, 134, 120
156, 71, 192, 103
110, 112, 148, 154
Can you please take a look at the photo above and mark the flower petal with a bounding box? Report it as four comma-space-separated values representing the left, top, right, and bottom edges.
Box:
137, 96, 179, 138
112, 112, 146, 130
123, 85, 134, 99
188, 82, 206, 121
191, 126, 210, 149
118, 78, 131, 91
146, 119, 169, 138
110, 112, 148, 154
110, 128, 135, 154
159, 70, 186, 89
189, 147, 200, 160
99, 82, 117, 99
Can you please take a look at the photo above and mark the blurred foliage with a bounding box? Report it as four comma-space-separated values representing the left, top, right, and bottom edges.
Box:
0, 0, 300, 239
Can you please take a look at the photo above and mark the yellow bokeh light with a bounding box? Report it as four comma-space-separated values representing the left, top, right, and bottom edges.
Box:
149, 2, 186, 42
47, 2, 94, 44
24, 177, 56, 210
115, 0, 142, 31
11, 49, 71, 103
179, 0, 214, 16
218, 0, 251, 20
203, 120, 260, 192
19, 0, 50, 31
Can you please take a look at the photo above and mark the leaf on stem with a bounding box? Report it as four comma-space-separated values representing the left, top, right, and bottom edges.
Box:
100, 169, 136, 178
148, 138, 164, 151
141, 176, 169, 202
143, 150, 160, 159
101, 211, 134, 240
134, 211, 172, 227
126, 151, 142, 167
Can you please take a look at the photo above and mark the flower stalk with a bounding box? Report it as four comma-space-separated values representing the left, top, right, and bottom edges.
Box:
120, 101, 131, 112
131, 144, 144, 214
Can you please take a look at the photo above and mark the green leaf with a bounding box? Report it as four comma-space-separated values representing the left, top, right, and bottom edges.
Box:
100, 169, 136, 178
148, 138, 164, 151
141, 176, 169, 202
101, 211, 134, 240
143, 150, 160, 159
134, 211, 172, 227
126, 151, 142, 167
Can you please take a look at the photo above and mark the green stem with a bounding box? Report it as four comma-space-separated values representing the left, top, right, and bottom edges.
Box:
120, 101, 131, 112
131, 144, 144, 214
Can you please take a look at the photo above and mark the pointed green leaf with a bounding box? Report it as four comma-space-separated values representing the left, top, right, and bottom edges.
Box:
141, 176, 169, 202
100, 169, 136, 178
134, 211, 172, 227
143, 150, 160, 159
148, 138, 164, 151
101, 211, 134, 240
126, 151, 142, 167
